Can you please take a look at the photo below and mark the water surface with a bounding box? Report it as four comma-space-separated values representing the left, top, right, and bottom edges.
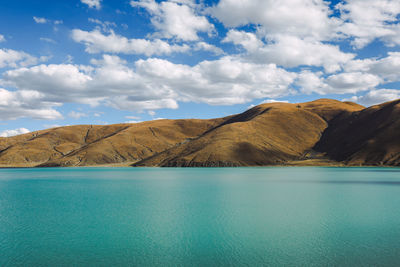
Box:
1, 167, 400, 266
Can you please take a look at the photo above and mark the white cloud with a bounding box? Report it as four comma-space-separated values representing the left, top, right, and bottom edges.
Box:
193, 41, 224, 55
2, 54, 297, 117
33, 16, 62, 27
2, 64, 97, 105
345, 89, 400, 106
131, 0, 214, 41
81, 0, 101, 9
71, 29, 190, 56
344, 52, 400, 82
0, 128, 30, 137
296, 70, 382, 95
210, 0, 337, 41
0, 49, 42, 68
224, 30, 354, 72
0, 34, 5, 42
135, 56, 296, 105
33, 16, 47, 24
296, 71, 326, 94
0, 88, 62, 120
325, 72, 381, 94
1, 55, 178, 112
68, 111, 87, 119
337, 0, 400, 48
72, 29, 223, 56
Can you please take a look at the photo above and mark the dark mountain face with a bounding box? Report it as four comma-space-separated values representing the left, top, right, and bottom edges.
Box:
0, 98, 399, 168
314, 100, 400, 166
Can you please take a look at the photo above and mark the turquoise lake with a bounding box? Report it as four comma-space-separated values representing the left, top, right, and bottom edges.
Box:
1, 167, 400, 266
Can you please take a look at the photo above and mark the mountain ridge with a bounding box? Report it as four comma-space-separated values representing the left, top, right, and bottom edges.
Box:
1, 98, 399, 167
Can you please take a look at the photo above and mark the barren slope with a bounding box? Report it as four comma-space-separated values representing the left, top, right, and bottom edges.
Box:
134, 99, 364, 167
0, 119, 223, 167
2, 98, 399, 168
314, 99, 400, 166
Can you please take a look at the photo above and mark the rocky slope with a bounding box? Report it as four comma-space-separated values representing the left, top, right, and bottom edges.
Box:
0, 98, 399, 167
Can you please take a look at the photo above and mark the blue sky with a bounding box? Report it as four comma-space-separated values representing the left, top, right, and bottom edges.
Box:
0, 0, 400, 136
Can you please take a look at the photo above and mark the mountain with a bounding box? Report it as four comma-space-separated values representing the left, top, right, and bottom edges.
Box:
0, 119, 223, 167
314, 99, 400, 166
0, 98, 399, 167
133, 99, 364, 167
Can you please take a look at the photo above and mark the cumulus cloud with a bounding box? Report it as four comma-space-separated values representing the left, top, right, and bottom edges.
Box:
72, 29, 190, 56
0, 49, 42, 68
131, 0, 214, 41
0, 34, 5, 42
2, 64, 99, 106
0, 88, 62, 120
345, 89, 400, 106
344, 52, 400, 82
325, 72, 382, 94
296, 71, 382, 95
1, 50, 399, 120
193, 41, 224, 55
224, 30, 354, 72
72, 29, 224, 56
1, 54, 297, 117
81, 0, 101, 9
134, 56, 296, 105
337, 0, 400, 48
210, 0, 337, 41
0, 128, 30, 137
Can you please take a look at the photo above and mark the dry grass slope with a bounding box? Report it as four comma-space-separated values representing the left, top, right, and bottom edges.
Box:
134, 99, 365, 167
1, 98, 399, 168
315, 99, 400, 166
0, 119, 223, 167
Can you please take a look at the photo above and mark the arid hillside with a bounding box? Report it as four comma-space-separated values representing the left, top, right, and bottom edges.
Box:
134, 99, 364, 167
0, 119, 224, 167
1, 98, 399, 167
314, 99, 400, 166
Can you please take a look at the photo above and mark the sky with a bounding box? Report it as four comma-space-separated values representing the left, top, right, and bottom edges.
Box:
0, 0, 400, 136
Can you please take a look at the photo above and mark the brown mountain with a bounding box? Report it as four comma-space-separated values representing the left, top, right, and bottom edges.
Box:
133, 99, 364, 167
0, 119, 223, 167
0, 98, 399, 167
314, 99, 400, 166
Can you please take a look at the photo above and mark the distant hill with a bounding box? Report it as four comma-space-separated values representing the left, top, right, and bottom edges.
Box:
0, 98, 399, 167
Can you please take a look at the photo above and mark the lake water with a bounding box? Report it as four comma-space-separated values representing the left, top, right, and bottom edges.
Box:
1, 167, 400, 266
